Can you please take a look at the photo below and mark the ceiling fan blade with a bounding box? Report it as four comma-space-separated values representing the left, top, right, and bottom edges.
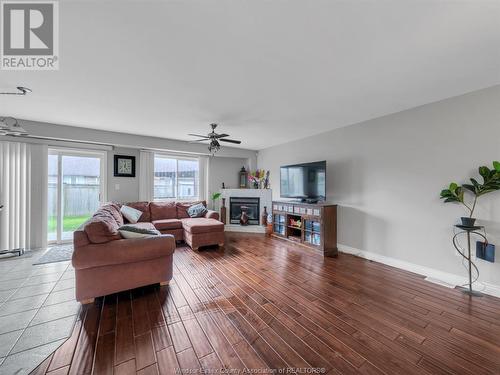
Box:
219, 139, 241, 144
189, 139, 209, 143
215, 133, 230, 138
188, 133, 210, 138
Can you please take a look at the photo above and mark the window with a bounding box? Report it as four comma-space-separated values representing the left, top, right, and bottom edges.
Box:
154, 155, 199, 200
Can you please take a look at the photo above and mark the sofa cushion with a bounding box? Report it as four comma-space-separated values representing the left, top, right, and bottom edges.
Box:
152, 219, 183, 231
84, 213, 122, 244
72, 235, 176, 270
99, 203, 124, 227
124, 222, 157, 231
181, 218, 224, 234
176, 201, 207, 219
150, 201, 177, 221
126, 201, 151, 222
119, 224, 161, 239
187, 203, 208, 218
120, 205, 143, 224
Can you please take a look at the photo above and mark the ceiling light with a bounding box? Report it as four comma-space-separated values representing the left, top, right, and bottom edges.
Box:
0, 117, 28, 136
0, 86, 32, 95
208, 139, 220, 155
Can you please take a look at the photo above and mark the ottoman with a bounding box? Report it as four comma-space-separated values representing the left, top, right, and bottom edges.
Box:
181, 218, 225, 250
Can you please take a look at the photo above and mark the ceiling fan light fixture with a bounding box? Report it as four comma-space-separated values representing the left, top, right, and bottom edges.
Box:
208, 140, 220, 155
188, 123, 242, 155
17, 86, 32, 95
0, 117, 28, 136
0, 86, 32, 95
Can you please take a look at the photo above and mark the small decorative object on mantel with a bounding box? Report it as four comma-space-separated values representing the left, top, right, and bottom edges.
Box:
220, 198, 227, 225
264, 170, 270, 189
439, 161, 500, 297
222, 182, 225, 189
114, 155, 136, 177
239, 167, 248, 188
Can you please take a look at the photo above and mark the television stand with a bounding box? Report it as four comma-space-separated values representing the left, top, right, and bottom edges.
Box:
271, 201, 337, 257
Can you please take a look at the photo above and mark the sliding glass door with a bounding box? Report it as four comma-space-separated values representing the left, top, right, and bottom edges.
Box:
48, 149, 106, 243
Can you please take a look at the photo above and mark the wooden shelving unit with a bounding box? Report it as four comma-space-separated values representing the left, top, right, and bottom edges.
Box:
271, 201, 337, 257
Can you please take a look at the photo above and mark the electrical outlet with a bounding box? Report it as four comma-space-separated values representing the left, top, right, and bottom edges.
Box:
476, 241, 495, 263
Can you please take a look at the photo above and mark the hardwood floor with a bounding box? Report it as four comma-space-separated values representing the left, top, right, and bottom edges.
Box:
32, 232, 500, 375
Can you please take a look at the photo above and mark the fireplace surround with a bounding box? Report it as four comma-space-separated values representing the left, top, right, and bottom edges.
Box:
220, 189, 272, 233
230, 197, 260, 225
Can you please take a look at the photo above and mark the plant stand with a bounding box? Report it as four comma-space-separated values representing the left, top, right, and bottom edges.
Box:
452, 225, 486, 297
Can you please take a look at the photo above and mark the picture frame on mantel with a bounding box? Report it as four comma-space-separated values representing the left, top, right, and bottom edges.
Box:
114, 155, 136, 177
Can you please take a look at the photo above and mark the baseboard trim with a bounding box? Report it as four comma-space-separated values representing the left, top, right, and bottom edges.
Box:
338, 243, 500, 298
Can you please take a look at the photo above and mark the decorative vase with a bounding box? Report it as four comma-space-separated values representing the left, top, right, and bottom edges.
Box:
461, 217, 476, 227
240, 206, 249, 225
264, 171, 270, 189
220, 198, 227, 225
262, 206, 268, 226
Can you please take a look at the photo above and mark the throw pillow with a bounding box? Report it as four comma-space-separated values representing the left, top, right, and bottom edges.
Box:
120, 205, 143, 224
187, 202, 208, 218
119, 225, 161, 239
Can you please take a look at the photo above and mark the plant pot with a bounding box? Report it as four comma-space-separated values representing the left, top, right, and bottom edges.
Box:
460, 217, 476, 227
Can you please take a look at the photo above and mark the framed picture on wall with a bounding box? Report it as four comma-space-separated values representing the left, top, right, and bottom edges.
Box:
114, 155, 136, 177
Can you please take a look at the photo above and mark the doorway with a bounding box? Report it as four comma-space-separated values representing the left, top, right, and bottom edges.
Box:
48, 149, 106, 243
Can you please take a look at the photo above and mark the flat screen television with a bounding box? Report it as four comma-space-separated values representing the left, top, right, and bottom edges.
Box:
280, 161, 326, 202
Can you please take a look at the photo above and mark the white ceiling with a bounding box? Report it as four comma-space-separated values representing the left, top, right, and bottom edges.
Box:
1, 0, 499, 150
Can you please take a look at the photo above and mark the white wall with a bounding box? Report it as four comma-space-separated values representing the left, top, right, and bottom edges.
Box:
108, 150, 250, 204
20, 120, 258, 161
258, 85, 500, 291
208, 156, 249, 194
107, 147, 140, 202
15, 120, 257, 204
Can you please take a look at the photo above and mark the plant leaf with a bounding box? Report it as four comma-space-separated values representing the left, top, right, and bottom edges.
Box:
462, 184, 475, 193
479, 166, 490, 179
440, 189, 451, 197
470, 178, 480, 188
493, 161, 500, 172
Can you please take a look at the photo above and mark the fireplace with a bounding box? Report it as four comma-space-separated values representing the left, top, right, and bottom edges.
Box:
230, 197, 260, 225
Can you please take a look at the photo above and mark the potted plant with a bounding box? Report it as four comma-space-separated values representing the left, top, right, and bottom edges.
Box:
440, 161, 500, 227
248, 170, 262, 189
211, 192, 222, 211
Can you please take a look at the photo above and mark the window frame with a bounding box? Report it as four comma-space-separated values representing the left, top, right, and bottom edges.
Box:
153, 153, 200, 202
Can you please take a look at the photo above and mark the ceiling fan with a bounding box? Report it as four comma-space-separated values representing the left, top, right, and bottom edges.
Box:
188, 123, 241, 154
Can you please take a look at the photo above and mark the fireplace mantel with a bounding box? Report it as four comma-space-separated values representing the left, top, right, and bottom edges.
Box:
220, 189, 273, 233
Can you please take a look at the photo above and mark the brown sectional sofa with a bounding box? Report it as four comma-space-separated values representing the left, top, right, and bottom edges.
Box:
72, 201, 224, 303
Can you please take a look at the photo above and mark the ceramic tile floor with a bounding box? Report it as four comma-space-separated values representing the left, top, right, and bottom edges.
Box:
0, 249, 79, 375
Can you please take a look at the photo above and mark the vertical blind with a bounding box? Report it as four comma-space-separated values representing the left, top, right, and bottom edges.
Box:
0, 141, 47, 251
